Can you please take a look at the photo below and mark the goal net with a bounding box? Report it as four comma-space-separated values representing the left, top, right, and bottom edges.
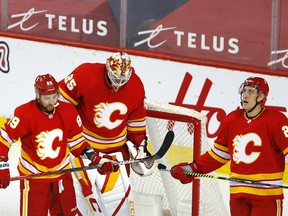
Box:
131, 99, 229, 216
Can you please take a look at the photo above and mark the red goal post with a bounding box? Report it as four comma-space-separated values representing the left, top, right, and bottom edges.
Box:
131, 99, 229, 216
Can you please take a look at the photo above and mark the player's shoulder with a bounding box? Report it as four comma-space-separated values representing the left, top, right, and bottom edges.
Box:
129, 68, 144, 87
71, 62, 105, 81
57, 100, 77, 111
222, 107, 245, 123
14, 100, 37, 119
16, 100, 36, 112
76, 62, 105, 73
263, 107, 287, 119
56, 101, 79, 120
228, 107, 244, 117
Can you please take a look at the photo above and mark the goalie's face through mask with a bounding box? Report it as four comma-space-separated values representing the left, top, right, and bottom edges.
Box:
126, 141, 155, 176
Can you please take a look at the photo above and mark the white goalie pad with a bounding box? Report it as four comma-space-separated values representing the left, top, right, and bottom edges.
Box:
96, 152, 136, 216
80, 152, 136, 216
126, 141, 155, 176
71, 157, 104, 216
72, 151, 136, 216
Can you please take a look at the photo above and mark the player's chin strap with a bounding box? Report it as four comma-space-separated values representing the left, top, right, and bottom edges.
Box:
240, 93, 263, 114
246, 102, 259, 113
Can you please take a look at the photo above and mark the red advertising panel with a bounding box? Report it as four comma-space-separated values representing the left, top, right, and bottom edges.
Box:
1, 0, 287, 73
144, 0, 288, 72
1, 0, 119, 46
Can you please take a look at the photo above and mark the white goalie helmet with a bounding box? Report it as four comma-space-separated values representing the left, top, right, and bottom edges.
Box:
127, 141, 155, 176
106, 52, 132, 92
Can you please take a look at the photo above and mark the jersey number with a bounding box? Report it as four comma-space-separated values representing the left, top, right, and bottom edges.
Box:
8, 116, 20, 129
64, 74, 77, 91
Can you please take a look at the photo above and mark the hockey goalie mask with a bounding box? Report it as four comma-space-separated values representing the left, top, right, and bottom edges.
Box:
127, 141, 155, 176
238, 77, 269, 105
34, 74, 59, 97
106, 52, 132, 92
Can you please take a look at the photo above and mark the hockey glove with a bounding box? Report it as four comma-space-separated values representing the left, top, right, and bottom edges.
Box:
170, 162, 199, 184
0, 156, 10, 188
90, 154, 119, 175
128, 140, 155, 176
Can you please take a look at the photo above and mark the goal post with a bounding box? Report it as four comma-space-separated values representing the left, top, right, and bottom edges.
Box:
130, 99, 229, 216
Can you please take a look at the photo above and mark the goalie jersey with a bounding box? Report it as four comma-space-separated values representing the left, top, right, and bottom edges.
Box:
196, 107, 288, 200
58, 63, 147, 152
0, 100, 89, 180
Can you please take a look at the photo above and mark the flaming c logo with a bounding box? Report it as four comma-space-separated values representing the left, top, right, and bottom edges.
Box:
0, 42, 10, 73
93, 102, 127, 129
232, 133, 261, 164
36, 129, 63, 160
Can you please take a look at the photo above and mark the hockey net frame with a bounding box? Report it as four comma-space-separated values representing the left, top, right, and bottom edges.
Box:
131, 99, 229, 216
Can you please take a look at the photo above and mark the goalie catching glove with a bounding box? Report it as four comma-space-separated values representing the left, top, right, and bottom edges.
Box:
170, 161, 201, 184
127, 139, 155, 176
0, 156, 10, 188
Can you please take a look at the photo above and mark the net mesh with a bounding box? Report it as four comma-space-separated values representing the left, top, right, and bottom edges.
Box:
130, 99, 229, 216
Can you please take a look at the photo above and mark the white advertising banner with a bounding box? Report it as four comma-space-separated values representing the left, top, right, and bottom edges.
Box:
1, 36, 288, 215
0, 36, 287, 142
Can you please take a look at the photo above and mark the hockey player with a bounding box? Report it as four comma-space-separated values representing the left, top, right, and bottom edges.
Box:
0, 74, 118, 216
170, 77, 288, 216
58, 52, 155, 215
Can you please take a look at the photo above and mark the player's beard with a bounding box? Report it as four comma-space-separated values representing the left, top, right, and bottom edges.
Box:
45, 104, 55, 112
38, 102, 55, 113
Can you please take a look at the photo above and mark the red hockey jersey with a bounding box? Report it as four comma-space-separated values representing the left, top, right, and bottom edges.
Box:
0, 100, 89, 180
58, 63, 146, 152
197, 108, 288, 200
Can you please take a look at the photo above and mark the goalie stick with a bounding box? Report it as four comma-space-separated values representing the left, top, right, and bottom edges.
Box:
10, 131, 174, 181
158, 163, 288, 189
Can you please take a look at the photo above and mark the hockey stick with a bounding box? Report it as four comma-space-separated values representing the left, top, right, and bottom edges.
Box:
10, 131, 174, 181
158, 163, 288, 189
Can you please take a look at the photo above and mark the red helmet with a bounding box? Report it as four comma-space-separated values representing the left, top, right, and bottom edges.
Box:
34, 74, 59, 95
239, 77, 269, 103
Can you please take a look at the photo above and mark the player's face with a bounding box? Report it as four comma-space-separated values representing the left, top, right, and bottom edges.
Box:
39, 93, 58, 112
241, 86, 259, 111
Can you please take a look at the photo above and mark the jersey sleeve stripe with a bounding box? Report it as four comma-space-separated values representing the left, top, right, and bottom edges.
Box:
127, 125, 146, 132
208, 150, 229, 164
211, 145, 231, 160
214, 142, 229, 152
59, 87, 78, 105
283, 147, 288, 155
0, 128, 14, 146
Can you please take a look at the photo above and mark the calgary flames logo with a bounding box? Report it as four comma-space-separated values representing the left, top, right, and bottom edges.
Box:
36, 129, 63, 160
232, 133, 261, 164
93, 102, 127, 129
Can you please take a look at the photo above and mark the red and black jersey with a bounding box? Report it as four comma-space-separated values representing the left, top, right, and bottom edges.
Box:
58, 63, 146, 152
197, 108, 288, 200
0, 100, 89, 180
